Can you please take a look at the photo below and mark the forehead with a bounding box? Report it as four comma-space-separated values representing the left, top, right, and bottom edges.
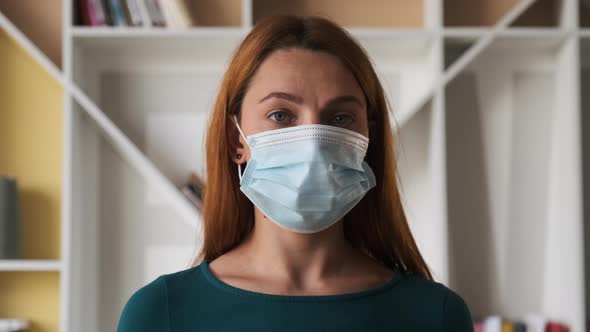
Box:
248, 48, 363, 96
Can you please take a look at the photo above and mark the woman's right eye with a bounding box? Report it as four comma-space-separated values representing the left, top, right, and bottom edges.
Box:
268, 110, 291, 123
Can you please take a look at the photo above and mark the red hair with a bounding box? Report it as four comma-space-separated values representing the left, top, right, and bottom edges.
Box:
193, 15, 433, 280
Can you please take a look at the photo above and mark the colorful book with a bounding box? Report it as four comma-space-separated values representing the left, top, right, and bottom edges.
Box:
107, 0, 128, 26
80, 0, 107, 26
545, 321, 569, 332
501, 319, 514, 332
513, 321, 526, 332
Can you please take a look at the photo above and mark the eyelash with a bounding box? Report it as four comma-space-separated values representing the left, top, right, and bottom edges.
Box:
268, 109, 293, 123
267, 109, 355, 126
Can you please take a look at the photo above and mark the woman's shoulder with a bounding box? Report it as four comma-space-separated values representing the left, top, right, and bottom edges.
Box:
116, 265, 204, 332
116, 275, 169, 332
393, 272, 474, 332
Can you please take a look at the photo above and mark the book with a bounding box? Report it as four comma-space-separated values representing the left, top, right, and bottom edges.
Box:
484, 315, 502, 332
0, 176, 20, 259
157, 0, 192, 28
545, 321, 569, 332
174, 0, 195, 26
524, 314, 547, 332
135, 0, 153, 27
501, 319, 514, 332
107, 0, 128, 26
79, 0, 107, 26
122, 0, 143, 26
513, 321, 526, 332
474, 321, 484, 332
144, 0, 166, 27
100, 0, 114, 25
180, 172, 205, 211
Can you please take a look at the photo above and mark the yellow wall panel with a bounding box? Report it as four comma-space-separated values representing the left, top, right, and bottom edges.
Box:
0, 29, 62, 259
0, 272, 60, 332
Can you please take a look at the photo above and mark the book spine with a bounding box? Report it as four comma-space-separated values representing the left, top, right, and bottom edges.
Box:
107, 0, 128, 26
100, 0, 114, 25
144, 0, 166, 27
174, 0, 194, 27
89, 0, 107, 25
79, 0, 92, 26
136, 0, 153, 27
123, 0, 143, 26
0, 177, 20, 259
484, 316, 502, 332
94, 0, 108, 25
157, 0, 178, 28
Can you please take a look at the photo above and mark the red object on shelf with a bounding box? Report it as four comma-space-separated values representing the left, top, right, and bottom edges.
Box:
545, 321, 569, 332
80, 0, 106, 26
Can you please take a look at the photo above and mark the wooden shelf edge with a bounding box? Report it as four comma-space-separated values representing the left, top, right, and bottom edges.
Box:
444, 27, 570, 38
70, 26, 248, 38
0, 259, 62, 271
70, 26, 438, 40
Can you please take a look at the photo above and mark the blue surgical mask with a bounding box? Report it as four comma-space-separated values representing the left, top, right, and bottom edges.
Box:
234, 115, 376, 234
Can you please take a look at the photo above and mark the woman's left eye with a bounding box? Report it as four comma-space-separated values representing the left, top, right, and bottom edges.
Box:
269, 110, 291, 123
332, 113, 353, 126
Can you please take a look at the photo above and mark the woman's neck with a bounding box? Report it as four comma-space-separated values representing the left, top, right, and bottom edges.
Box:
236, 207, 363, 290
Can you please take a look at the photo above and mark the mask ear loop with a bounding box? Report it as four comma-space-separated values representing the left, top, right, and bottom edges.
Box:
233, 114, 249, 182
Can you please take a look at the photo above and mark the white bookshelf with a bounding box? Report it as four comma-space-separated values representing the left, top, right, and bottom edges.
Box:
1, 0, 588, 331
0, 260, 62, 271
582, 30, 590, 332
63, 0, 587, 331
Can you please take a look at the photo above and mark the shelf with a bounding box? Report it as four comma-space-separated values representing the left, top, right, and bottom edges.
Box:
395, 101, 449, 282
70, 26, 247, 37
445, 36, 581, 328
73, 0, 243, 28
70, 25, 438, 246
0, 272, 60, 332
581, 37, 590, 324
38, 0, 589, 330
71, 26, 433, 42
444, 0, 563, 27
349, 32, 438, 126
252, 0, 424, 28
444, 31, 567, 72
68, 98, 201, 332
0, 260, 62, 271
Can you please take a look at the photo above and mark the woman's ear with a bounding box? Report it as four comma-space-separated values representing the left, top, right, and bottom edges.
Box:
226, 114, 250, 164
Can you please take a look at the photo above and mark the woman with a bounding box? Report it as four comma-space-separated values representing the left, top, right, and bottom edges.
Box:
117, 15, 474, 332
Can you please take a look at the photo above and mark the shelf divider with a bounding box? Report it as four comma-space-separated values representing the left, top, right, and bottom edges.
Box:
0, 260, 62, 271
401, 0, 539, 128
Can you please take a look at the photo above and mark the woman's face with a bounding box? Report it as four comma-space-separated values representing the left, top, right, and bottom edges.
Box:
233, 47, 369, 161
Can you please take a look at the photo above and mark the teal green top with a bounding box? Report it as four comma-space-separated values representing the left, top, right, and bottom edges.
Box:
117, 260, 474, 332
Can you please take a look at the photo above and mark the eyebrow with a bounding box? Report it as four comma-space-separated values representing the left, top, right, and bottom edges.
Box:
258, 91, 364, 108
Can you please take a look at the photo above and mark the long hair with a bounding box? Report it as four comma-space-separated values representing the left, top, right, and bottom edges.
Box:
193, 15, 433, 281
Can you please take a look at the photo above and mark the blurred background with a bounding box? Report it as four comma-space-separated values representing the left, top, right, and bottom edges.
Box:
0, 0, 588, 331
